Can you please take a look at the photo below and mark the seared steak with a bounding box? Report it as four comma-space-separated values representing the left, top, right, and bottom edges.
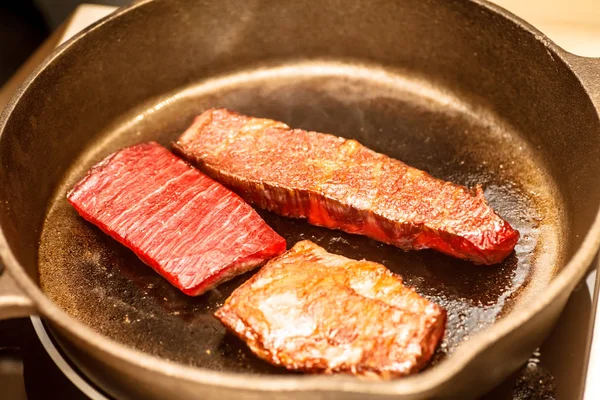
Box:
174, 108, 519, 264
215, 240, 446, 378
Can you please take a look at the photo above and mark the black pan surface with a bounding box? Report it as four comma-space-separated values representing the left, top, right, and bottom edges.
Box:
38, 62, 563, 374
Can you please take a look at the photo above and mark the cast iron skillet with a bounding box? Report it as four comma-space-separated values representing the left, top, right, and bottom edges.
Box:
0, 0, 599, 399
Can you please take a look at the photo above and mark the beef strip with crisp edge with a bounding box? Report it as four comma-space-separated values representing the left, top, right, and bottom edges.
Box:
173, 108, 519, 265
67, 142, 286, 296
215, 240, 446, 378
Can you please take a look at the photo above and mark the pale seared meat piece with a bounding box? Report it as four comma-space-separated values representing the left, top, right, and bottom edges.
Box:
174, 108, 519, 265
215, 240, 446, 378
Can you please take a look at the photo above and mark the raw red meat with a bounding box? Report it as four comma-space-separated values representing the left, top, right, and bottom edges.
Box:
215, 240, 446, 378
173, 109, 519, 265
67, 142, 286, 296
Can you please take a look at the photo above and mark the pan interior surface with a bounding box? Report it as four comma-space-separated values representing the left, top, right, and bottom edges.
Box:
38, 62, 563, 374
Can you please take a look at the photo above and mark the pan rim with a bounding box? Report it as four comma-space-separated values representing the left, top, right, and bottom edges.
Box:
1, 0, 599, 396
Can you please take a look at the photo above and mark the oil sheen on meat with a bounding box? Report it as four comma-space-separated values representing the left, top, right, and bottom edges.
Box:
67, 142, 286, 296
215, 240, 446, 378
173, 108, 519, 265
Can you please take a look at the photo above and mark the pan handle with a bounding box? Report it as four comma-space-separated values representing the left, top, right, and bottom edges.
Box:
565, 53, 600, 110
0, 263, 36, 320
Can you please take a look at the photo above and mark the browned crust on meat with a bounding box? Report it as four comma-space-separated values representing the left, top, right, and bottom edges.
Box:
215, 240, 446, 379
173, 108, 519, 265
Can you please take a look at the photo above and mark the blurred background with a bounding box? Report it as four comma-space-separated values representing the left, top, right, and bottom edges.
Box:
2, 0, 599, 89
0, 1, 124, 86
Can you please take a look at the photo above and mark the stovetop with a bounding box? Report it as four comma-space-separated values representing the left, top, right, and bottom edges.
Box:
0, 318, 89, 400
0, 315, 564, 400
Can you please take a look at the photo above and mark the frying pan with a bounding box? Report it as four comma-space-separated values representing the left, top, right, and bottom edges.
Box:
0, 0, 599, 398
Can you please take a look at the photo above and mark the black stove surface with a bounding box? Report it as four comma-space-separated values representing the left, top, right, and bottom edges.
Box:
0, 317, 559, 400
1, 318, 99, 400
